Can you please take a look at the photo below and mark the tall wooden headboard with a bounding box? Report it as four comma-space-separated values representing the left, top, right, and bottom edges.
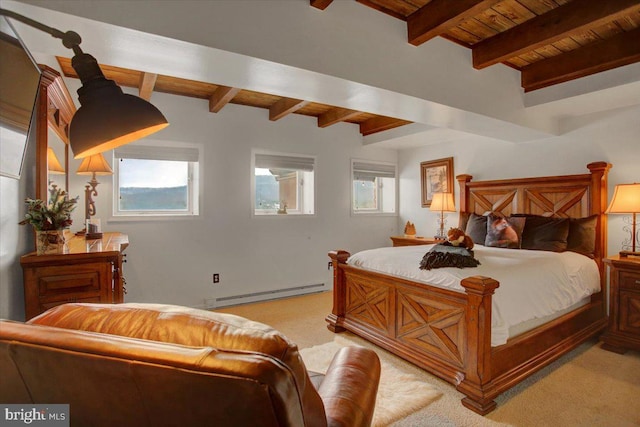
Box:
457, 161, 612, 280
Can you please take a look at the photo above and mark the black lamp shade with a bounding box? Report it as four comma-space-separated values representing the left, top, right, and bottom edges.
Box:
69, 53, 168, 159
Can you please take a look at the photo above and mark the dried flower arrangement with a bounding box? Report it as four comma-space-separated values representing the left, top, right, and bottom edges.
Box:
19, 187, 79, 231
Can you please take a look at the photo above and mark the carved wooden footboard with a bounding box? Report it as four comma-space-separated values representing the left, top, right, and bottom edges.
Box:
326, 161, 611, 414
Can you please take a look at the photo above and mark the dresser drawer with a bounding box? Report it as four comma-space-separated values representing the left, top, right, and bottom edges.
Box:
33, 262, 110, 298
619, 271, 640, 291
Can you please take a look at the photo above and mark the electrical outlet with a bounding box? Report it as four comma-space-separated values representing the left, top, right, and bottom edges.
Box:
327, 261, 332, 270
213, 273, 220, 283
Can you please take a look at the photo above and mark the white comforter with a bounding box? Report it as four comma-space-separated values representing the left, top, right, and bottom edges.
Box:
347, 245, 600, 346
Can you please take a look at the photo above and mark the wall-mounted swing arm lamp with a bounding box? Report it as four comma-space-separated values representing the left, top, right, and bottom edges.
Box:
0, 8, 169, 159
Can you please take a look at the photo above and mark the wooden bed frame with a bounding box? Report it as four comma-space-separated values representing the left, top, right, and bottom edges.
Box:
327, 162, 611, 414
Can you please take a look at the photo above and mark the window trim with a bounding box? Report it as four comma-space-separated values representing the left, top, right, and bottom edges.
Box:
252, 149, 316, 217
111, 140, 202, 219
351, 159, 398, 216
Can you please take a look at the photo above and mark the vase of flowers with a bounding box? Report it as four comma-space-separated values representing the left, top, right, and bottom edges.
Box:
19, 188, 78, 255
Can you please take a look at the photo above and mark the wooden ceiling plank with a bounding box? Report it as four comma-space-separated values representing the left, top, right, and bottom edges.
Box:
317, 107, 361, 128
138, 72, 158, 101
407, 0, 502, 46
492, 0, 536, 24
269, 98, 310, 121
356, 0, 414, 20
522, 26, 640, 91
310, 0, 333, 11
473, 0, 640, 69
209, 86, 241, 113
359, 116, 411, 136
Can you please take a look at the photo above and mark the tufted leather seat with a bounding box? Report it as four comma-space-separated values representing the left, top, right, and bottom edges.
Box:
0, 303, 380, 427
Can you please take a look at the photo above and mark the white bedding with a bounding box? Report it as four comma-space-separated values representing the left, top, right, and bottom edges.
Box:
347, 244, 600, 346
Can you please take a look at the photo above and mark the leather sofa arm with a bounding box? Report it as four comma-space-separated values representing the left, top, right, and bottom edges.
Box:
318, 346, 381, 427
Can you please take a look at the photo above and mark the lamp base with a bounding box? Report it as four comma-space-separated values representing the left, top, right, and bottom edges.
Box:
620, 250, 640, 258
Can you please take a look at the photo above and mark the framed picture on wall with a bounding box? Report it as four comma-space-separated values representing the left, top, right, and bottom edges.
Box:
420, 157, 453, 207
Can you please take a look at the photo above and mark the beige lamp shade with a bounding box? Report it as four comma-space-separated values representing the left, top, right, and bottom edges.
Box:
76, 153, 113, 176
47, 147, 65, 175
606, 183, 640, 213
429, 192, 456, 212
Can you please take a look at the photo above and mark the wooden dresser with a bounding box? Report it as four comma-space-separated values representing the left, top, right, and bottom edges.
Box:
21, 232, 129, 320
601, 255, 640, 354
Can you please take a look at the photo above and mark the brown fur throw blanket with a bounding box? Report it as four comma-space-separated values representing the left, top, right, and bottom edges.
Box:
419, 242, 481, 270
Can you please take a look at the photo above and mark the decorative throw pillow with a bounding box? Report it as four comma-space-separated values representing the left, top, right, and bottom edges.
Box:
485, 214, 525, 249
519, 216, 570, 252
464, 213, 488, 246
567, 215, 598, 257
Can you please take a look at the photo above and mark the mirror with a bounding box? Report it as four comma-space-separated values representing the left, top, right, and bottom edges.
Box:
35, 65, 76, 201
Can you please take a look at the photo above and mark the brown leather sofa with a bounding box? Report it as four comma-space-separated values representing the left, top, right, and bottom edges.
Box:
0, 303, 380, 427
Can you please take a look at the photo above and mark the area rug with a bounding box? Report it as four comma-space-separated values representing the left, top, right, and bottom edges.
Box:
300, 335, 441, 426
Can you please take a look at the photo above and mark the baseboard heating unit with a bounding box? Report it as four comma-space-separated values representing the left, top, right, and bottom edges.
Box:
204, 283, 326, 309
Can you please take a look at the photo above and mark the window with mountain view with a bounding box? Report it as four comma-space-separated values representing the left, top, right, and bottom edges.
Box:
352, 160, 396, 215
253, 151, 315, 215
113, 143, 200, 216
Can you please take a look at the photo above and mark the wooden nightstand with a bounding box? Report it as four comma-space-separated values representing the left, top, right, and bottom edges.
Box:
601, 255, 640, 354
390, 236, 440, 247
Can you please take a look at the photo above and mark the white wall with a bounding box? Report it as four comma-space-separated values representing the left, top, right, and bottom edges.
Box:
398, 105, 640, 256
59, 87, 398, 310
0, 125, 35, 320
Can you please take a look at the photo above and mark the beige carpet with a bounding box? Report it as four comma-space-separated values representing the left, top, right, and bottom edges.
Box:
217, 291, 640, 426
300, 334, 441, 426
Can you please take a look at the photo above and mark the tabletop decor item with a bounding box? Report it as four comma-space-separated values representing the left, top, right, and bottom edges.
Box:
19, 187, 78, 255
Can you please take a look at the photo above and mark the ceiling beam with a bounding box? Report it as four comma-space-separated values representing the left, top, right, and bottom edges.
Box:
208, 86, 240, 113
269, 98, 309, 121
473, 0, 640, 69
407, 0, 500, 46
138, 72, 158, 101
522, 27, 640, 92
359, 116, 411, 136
310, 0, 333, 11
317, 107, 360, 128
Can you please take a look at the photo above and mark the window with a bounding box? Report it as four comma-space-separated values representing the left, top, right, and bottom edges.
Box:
352, 160, 397, 215
253, 151, 315, 215
113, 142, 200, 216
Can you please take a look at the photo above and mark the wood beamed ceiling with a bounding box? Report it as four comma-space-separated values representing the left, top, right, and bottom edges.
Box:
55, 57, 411, 137
55, 0, 639, 137
312, 0, 640, 92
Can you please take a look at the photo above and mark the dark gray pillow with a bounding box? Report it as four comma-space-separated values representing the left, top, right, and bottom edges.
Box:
567, 215, 598, 257
464, 213, 487, 246
518, 216, 570, 252
485, 214, 525, 249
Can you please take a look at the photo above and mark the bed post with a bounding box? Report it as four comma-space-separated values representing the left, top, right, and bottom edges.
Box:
457, 275, 500, 415
326, 250, 350, 333
457, 174, 473, 214
587, 162, 611, 272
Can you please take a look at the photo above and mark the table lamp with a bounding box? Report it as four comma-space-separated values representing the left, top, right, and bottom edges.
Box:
76, 152, 113, 239
430, 192, 455, 240
606, 183, 640, 257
